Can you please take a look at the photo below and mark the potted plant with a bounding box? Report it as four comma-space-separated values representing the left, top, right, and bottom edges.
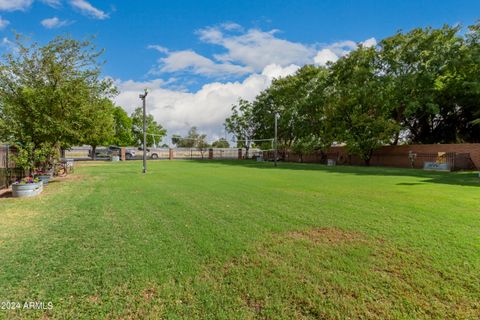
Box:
34, 170, 53, 185
12, 176, 43, 198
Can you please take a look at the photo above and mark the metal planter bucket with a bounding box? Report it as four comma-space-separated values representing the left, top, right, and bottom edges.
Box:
111, 156, 120, 162
36, 175, 51, 185
12, 181, 43, 198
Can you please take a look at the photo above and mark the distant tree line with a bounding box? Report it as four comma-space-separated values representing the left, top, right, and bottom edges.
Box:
225, 23, 480, 165
171, 126, 230, 158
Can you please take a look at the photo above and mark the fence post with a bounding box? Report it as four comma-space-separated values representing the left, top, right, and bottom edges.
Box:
208, 148, 213, 159
169, 148, 174, 160
238, 148, 242, 160
5, 145, 9, 188
121, 147, 126, 161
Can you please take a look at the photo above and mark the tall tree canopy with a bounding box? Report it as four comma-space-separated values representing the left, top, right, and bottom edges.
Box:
0, 35, 116, 169
225, 22, 480, 164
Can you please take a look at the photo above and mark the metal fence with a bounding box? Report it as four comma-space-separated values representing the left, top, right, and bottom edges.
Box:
64, 146, 260, 161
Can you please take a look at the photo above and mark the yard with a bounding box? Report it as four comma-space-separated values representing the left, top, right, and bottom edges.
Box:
0, 161, 479, 319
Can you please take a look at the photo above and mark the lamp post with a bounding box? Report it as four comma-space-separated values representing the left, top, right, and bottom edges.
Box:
139, 89, 148, 174
274, 112, 279, 167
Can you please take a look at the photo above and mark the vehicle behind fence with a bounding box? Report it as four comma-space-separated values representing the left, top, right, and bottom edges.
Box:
64, 146, 260, 161
0, 145, 24, 190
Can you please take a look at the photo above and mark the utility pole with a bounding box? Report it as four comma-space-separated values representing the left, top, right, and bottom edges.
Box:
139, 89, 148, 174
274, 112, 279, 167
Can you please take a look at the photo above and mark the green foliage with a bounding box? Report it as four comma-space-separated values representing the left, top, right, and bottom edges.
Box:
172, 126, 209, 149
225, 99, 258, 156
131, 107, 167, 147
0, 35, 116, 169
81, 98, 115, 151
212, 138, 230, 148
111, 106, 134, 146
225, 22, 480, 161
11, 142, 58, 173
330, 46, 399, 164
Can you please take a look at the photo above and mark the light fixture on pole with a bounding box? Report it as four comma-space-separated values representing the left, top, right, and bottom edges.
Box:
139, 88, 148, 174
274, 112, 279, 167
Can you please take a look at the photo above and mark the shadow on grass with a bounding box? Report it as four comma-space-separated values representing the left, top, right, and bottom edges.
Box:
189, 159, 480, 188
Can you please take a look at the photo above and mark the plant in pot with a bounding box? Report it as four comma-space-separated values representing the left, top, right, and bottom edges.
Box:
33, 169, 52, 185
11, 142, 57, 194
12, 176, 43, 198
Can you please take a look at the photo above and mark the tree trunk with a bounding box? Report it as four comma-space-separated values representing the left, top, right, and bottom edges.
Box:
92, 145, 97, 160
392, 131, 400, 146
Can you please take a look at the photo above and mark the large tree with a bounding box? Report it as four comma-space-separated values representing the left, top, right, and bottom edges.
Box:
81, 98, 115, 159
131, 107, 167, 147
225, 99, 259, 158
111, 106, 134, 146
379, 24, 480, 143
0, 35, 116, 169
330, 46, 398, 165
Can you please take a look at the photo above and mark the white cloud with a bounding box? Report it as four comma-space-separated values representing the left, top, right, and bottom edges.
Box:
1, 37, 18, 53
156, 50, 253, 77
314, 49, 339, 66
41, 16, 71, 28
361, 37, 377, 48
221, 22, 243, 31
0, 16, 9, 29
313, 38, 377, 66
41, 0, 61, 8
150, 24, 376, 80
147, 44, 169, 54
198, 26, 315, 72
121, 23, 377, 141
70, 0, 108, 19
0, 0, 32, 11
114, 64, 298, 141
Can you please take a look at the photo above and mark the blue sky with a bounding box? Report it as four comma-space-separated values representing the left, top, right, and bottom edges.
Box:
1, 0, 479, 142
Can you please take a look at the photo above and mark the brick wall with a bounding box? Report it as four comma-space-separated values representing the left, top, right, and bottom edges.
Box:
273, 143, 480, 170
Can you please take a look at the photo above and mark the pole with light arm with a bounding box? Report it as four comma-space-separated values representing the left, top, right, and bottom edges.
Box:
274, 112, 279, 167
139, 89, 149, 174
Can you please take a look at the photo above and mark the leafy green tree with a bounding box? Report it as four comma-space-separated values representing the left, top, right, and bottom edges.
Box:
131, 107, 167, 147
171, 127, 209, 157
0, 35, 116, 170
379, 24, 480, 143
252, 66, 334, 153
81, 98, 115, 159
111, 106, 134, 146
225, 99, 258, 158
330, 46, 398, 165
291, 137, 319, 163
212, 138, 230, 148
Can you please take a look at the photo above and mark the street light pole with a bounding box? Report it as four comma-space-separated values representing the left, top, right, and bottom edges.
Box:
274, 112, 279, 167
139, 89, 148, 174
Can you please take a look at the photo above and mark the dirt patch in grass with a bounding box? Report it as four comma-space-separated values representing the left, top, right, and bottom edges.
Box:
142, 287, 157, 301
164, 227, 479, 319
286, 227, 367, 245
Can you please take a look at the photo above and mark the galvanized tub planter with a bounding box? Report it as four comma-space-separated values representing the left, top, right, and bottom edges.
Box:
35, 174, 52, 185
12, 180, 43, 198
111, 155, 120, 161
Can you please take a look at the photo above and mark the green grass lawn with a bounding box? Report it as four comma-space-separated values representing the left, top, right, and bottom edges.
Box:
0, 160, 479, 319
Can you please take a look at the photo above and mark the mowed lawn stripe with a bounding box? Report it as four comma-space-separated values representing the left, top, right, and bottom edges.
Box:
0, 160, 479, 319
